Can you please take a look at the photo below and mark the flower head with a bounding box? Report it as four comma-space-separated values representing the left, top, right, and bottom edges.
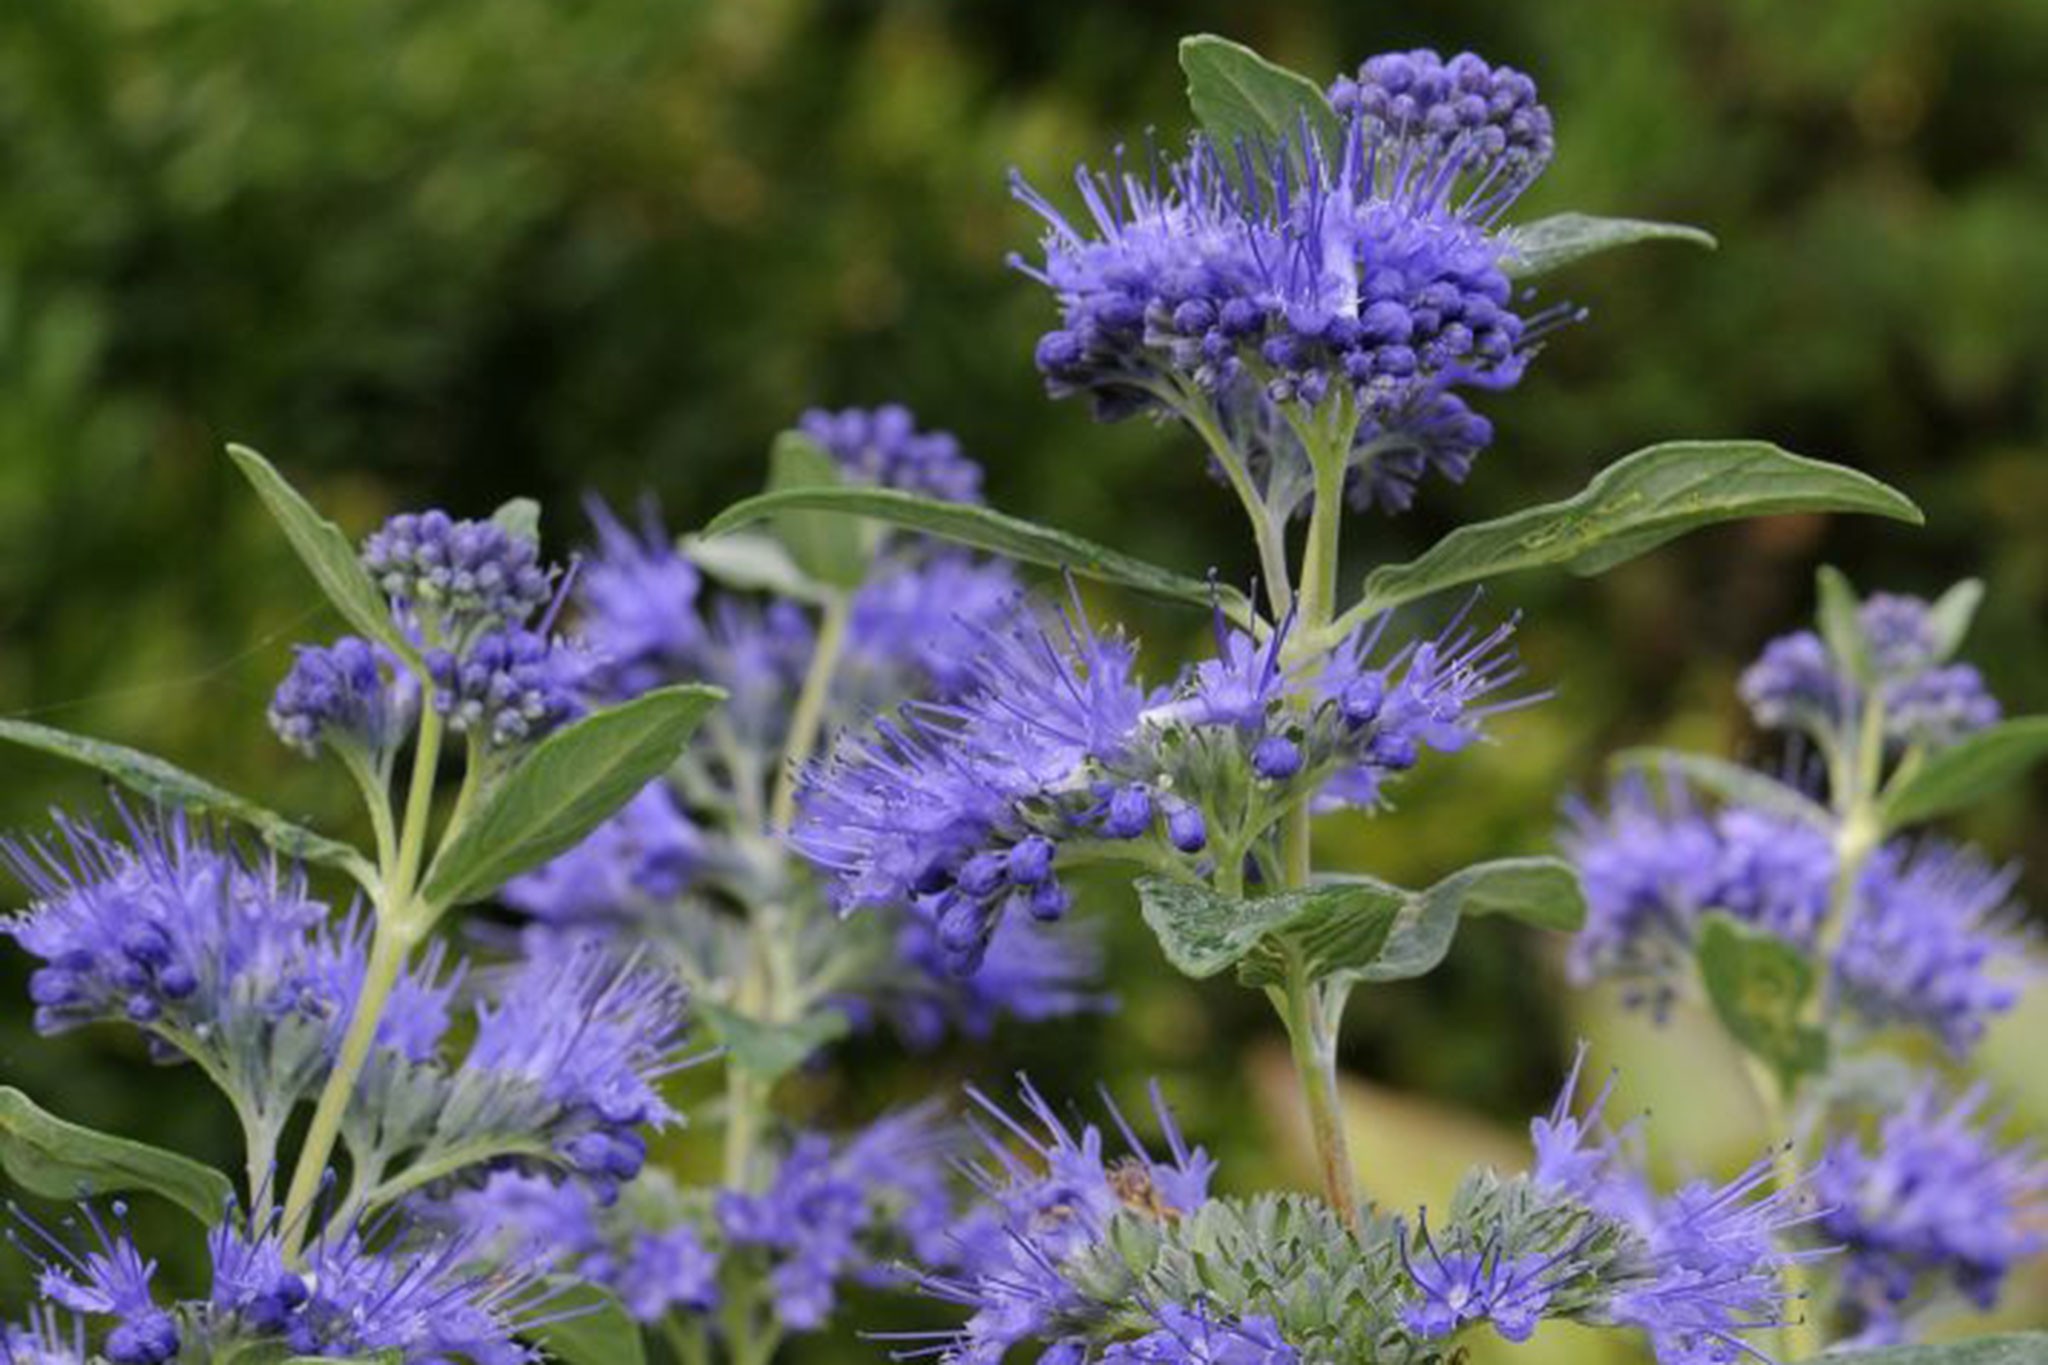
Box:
267, 636, 418, 759
7, 1204, 176, 1365
362, 509, 552, 645
799, 404, 984, 503
1398, 1220, 1568, 1344
1014, 48, 1563, 512
1100, 1303, 1298, 1365
499, 781, 703, 927
1815, 1084, 2046, 1340
577, 496, 706, 701
426, 626, 585, 748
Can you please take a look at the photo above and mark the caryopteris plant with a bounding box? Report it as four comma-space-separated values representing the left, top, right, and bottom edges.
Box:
2, 28, 2042, 1365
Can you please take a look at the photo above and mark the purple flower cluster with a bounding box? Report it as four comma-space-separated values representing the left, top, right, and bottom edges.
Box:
1099, 1304, 1298, 1365
1529, 1054, 1821, 1365
576, 497, 707, 701
1398, 1220, 1573, 1343
449, 941, 690, 1201
923, 1079, 1216, 1363
718, 1110, 957, 1331
425, 627, 586, 749
361, 509, 552, 643
1815, 1085, 2046, 1343
0, 806, 455, 1113
266, 636, 417, 759
1566, 779, 2028, 1052
8, 1200, 553, 1365
1739, 592, 2000, 752
799, 404, 984, 504
799, 599, 1524, 973
1330, 51, 1552, 209
1014, 48, 1563, 512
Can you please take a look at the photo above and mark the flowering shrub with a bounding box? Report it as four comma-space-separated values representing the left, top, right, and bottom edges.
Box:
0, 29, 2041, 1365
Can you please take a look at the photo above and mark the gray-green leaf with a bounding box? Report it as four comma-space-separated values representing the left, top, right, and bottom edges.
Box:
1501, 213, 1716, 280
1178, 35, 1342, 173
766, 431, 869, 591
1816, 564, 1871, 684
0, 1086, 233, 1224
1819, 1334, 2048, 1365
703, 485, 1254, 625
1612, 748, 1832, 828
225, 445, 418, 667
699, 1001, 850, 1082
526, 1283, 646, 1365
1341, 442, 1921, 628
1695, 912, 1828, 1091
420, 684, 724, 909
1136, 856, 1582, 990
0, 718, 372, 885
1926, 578, 1986, 662
679, 530, 828, 604
1880, 716, 2048, 829
491, 496, 543, 547
1356, 857, 1586, 984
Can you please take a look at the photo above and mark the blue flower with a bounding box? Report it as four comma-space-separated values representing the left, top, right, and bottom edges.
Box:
447, 939, 691, 1202
883, 911, 1111, 1048
7, 1204, 176, 1365
1, 805, 453, 1118
718, 1109, 958, 1332
1398, 1218, 1570, 1343
578, 496, 706, 701
844, 551, 1023, 704
799, 404, 984, 503
426, 626, 586, 748
927, 1079, 1215, 1363
0, 1311, 88, 1365
290, 1224, 552, 1364
1100, 1302, 1298, 1365
1836, 842, 2030, 1054
1013, 49, 1562, 512
1563, 779, 1833, 1011
1739, 592, 2000, 753
268, 635, 418, 759
361, 509, 553, 646
1531, 1051, 1821, 1365
1815, 1084, 2046, 1340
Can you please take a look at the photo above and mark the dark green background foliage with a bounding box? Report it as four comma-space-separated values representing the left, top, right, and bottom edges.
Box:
3, 0, 2045, 1353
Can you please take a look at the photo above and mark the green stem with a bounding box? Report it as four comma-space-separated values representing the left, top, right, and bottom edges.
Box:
279, 916, 414, 1259
279, 710, 445, 1260
769, 593, 852, 833
1174, 393, 1294, 619
1274, 955, 1358, 1227
1741, 1057, 1823, 1359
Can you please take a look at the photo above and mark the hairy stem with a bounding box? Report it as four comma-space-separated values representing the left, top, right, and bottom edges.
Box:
279, 710, 444, 1260
1741, 1058, 1823, 1359
280, 916, 413, 1259
1275, 957, 1359, 1227
1175, 394, 1294, 619
769, 593, 852, 833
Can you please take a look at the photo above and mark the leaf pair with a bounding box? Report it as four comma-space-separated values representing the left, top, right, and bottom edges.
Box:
1135, 857, 1584, 992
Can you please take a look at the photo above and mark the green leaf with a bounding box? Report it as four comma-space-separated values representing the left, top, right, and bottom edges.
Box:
1343, 442, 1921, 626
1695, 912, 1828, 1090
1358, 857, 1585, 984
526, 1283, 646, 1365
0, 1086, 233, 1224
0, 718, 373, 885
766, 431, 869, 590
1819, 1334, 2048, 1365
1816, 564, 1871, 683
704, 486, 1254, 624
679, 530, 827, 603
1136, 857, 1581, 989
1880, 716, 2048, 828
699, 1001, 850, 1082
1501, 213, 1716, 280
1612, 748, 1833, 828
1178, 35, 1342, 172
490, 496, 542, 546
1926, 577, 1986, 661
225, 445, 418, 666
420, 684, 724, 908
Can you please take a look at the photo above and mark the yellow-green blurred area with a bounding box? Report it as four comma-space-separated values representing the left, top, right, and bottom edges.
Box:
3, 0, 2047, 1354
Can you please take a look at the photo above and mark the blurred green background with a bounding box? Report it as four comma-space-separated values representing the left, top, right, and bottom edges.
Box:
3, 0, 2046, 1356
